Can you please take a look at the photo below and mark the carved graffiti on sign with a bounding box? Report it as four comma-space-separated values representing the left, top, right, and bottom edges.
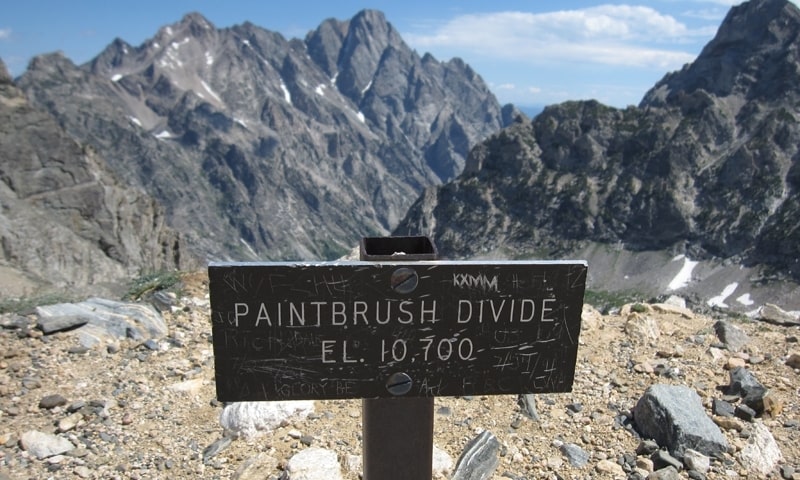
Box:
209, 261, 587, 401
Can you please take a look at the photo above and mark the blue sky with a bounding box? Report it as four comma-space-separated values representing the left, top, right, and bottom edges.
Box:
0, 1, 793, 108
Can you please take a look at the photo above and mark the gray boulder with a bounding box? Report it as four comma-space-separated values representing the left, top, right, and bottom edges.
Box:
633, 384, 729, 459
36, 298, 167, 347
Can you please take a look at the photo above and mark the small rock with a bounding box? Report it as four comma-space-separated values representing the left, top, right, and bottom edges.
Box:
780, 465, 795, 480
734, 404, 756, 422
725, 357, 746, 370
651, 450, 682, 471
566, 402, 583, 413
712, 398, 735, 417
559, 443, 590, 468
517, 394, 539, 421
345, 454, 362, 474
624, 314, 660, 343
546, 456, 563, 470
682, 449, 710, 474
57, 412, 83, 432
202, 436, 232, 464
726, 367, 768, 413
596, 459, 625, 476
432, 446, 454, 477
636, 457, 655, 472
713, 321, 750, 352
713, 416, 745, 432
452, 430, 501, 480
758, 304, 800, 325
1, 314, 29, 330
286, 447, 343, 480
19, 431, 74, 459
39, 394, 68, 409
168, 378, 204, 397
73, 466, 92, 479
636, 440, 660, 456
233, 452, 278, 480
647, 466, 681, 480
786, 352, 800, 369
738, 423, 782, 476
220, 401, 314, 439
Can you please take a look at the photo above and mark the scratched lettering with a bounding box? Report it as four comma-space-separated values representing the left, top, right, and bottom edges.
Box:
208, 261, 586, 401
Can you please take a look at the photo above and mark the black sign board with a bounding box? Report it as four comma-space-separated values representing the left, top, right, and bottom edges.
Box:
209, 260, 587, 402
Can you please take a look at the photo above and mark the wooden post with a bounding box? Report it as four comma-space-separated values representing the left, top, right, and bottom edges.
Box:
360, 236, 436, 480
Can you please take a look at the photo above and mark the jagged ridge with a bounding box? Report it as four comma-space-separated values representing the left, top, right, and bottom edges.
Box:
16, 10, 513, 261
394, 0, 800, 308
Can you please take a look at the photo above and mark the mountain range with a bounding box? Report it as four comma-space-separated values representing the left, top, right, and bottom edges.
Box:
2, 0, 800, 314
13, 10, 514, 264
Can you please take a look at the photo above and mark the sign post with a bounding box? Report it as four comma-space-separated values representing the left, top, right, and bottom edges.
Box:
360, 236, 437, 480
208, 236, 587, 479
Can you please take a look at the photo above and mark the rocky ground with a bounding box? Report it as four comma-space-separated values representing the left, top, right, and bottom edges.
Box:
0, 271, 798, 479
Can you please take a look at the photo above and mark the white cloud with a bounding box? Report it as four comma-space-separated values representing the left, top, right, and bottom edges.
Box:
404, 5, 706, 70
495, 83, 516, 90
0, 28, 11, 40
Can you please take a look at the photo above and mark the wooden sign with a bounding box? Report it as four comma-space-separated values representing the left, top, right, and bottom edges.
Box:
209, 260, 587, 401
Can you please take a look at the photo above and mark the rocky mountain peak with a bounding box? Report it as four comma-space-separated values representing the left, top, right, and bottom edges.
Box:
642, 0, 800, 106
396, 0, 800, 313
16, 10, 509, 262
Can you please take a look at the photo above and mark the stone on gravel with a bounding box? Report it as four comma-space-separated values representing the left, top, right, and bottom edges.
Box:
168, 378, 205, 397
57, 412, 83, 432
651, 450, 682, 470
202, 436, 233, 463
636, 439, 660, 456
220, 401, 314, 439
38, 393, 68, 409
651, 302, 693, 318
785, 352, 800, 369
758, 304, 800, 325
726, 367, 768, 413
624, 314, 660, 343
647, 466, 681, 480
633, 384, 729, 459
738, 423, 782, 476
713, 321, 750, 352
433, 445, 454, 477
233, 452, 278, 480
36, 315, 88, 334
596, 459, 625, 476
19, 430, 74, 459
560, 443, 590, 467
286, 447, 343, 480
682, 449, 710, 474
518, 393, 539, 421
711, 399, 735, 417
452, 430, 501, 480
36, 298, 167, 347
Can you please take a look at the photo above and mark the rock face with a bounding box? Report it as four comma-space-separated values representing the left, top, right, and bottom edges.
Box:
394, 0, 800, 310
0, 58, 189, 298
15, 10, 511, 261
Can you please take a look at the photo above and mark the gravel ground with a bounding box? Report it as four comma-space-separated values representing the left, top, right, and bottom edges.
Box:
1, 271, 798, 479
